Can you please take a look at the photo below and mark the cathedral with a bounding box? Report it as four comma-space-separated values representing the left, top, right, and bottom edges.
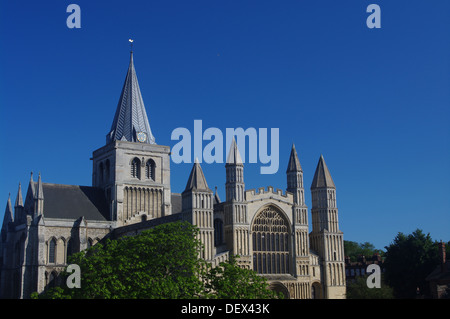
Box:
0, 51, 346, 299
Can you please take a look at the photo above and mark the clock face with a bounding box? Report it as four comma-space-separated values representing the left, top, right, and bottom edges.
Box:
137, 132, 147, 143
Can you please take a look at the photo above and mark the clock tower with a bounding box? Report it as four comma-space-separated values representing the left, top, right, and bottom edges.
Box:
92, 51, 172, 226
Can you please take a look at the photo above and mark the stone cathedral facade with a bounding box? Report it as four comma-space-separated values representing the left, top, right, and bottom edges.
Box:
0, 52, 346, 299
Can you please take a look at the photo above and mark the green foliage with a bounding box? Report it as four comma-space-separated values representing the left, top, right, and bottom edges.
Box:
32, 287, 72, 299
35, 221, 280, 299
38, 221, 206, 299
383, 229, 441, 299
346, 275, 394, 299
203, 256, 282, 299
344, 240, 384, 262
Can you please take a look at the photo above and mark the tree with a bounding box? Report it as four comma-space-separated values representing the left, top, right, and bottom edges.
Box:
346, 274, 394, 299
34, 221, 281, 299
384, 229, 440, 299
36, 221, 206, 299
344, 240, 384, 262
203, 256, 282, 299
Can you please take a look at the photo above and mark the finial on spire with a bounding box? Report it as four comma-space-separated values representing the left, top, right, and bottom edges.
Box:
128, 38, 134, 52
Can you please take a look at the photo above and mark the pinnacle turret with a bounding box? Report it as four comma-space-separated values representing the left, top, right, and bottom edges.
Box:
184, 159, 211, 192
311, 154, 335, 189
286, 144, 302, 173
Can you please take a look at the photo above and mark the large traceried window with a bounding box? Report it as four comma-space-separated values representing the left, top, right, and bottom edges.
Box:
252, 206, 290, 274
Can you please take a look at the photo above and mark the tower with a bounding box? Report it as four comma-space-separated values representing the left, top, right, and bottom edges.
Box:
224, 138, 250, 267
92, 51, 171, 226
310, 155, 345, 298
181, 159, 215, 261
286, 145, 310, 276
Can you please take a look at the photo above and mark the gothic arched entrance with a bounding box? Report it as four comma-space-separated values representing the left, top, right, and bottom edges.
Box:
270, 282, 290, 299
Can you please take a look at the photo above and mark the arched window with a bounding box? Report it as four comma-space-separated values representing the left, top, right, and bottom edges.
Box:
252, 206, 290, 274
48, 238, 56, 263
145, 159, 156, 181
131, 158, 141, 179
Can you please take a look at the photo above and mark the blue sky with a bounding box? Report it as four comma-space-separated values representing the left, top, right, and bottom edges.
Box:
0, 0, 449, 250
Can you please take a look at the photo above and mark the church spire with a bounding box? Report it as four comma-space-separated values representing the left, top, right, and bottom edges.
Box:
311, 154, 335, 189
225, 138, 245, 202
286, 144, 302, 173
226, 137, 243, 165
107, 49, 156, 145
184, 159, 211, 192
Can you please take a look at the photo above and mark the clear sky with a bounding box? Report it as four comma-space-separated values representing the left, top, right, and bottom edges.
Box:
0, 0, 449, 250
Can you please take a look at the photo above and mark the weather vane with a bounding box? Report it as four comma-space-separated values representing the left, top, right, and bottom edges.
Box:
129, 38, 134, 52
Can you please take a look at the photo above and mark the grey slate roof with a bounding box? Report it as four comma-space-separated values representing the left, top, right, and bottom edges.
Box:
286, 144, 302, 173
40, 183, 110, 221
311, 155, 335, 189
107, 52, 156, 145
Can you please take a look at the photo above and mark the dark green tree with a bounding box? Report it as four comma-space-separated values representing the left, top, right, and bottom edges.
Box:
346, 275, 394, 299
203, 256, 282, 299
344, 240, 384, 262
34, 221, 281, 299
384, 229, 440, 299
35, 221, 206, 299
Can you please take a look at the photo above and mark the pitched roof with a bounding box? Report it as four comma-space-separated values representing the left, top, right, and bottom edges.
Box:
107, 52, 156, 145
40, 183, 110, 221
226, 137, 243, 165
311, 155, 336, 189
184, 159, 211, 192
286, 144, 302, 173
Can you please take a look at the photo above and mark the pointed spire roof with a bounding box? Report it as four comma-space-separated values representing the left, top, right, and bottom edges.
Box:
14, 183, 23, 208
2, 194, 14, 227
28, 172, 35, 197
107, 51, 156, 145
36, 172, 44, 200
184, 159, 211, 192
226, 137, 243, 165
311, 155, 335, 189
286, 144, 302, 173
